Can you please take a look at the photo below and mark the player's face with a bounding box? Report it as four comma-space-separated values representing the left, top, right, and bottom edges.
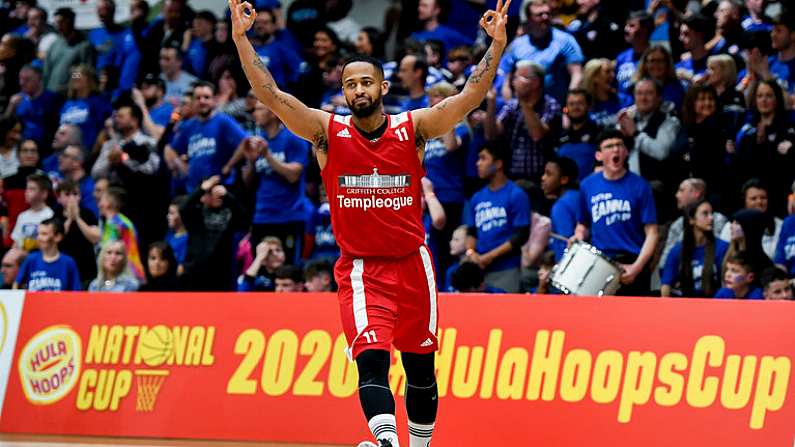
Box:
765, 280, 793, 300
691, 202, 714, 233
342, 62, 386, 118
744, 186, 768, 212
598, 138, 628, 175
541, 161, 562, 196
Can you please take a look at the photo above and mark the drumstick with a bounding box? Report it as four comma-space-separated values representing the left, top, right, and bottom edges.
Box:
550, 232, 570, 242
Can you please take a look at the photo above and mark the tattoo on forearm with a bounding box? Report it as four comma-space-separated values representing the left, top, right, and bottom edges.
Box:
252, 57, 295, 110
468, 49, 495, 85
313, 130, 328, 154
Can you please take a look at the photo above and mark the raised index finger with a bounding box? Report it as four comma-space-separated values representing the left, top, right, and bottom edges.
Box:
501, 0, 512, 15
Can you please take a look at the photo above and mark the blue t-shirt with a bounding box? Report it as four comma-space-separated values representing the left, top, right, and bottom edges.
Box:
616, 48, 641, 105
770, 56, 795, 94
661, 240, 729, 295
185, 38, 209, 77
550, 189, 580, 261
79, 175, 98, 218
308, 202, 339, 261
59, 95, 112, 150
578, 171, 657, 257
171, 113, 248, 192
741, 15, 772, 32
167, 231, 188, 264
676, 57, 708, 81
466, 181, 531, 272
590, 96, 622, 129
402, 95, 429, 112
150, 102, 174, 127
88, 26, 128, 70
16, 251, 81, 291
774, 214, 795, 276
254, 41, 305, 89
423, 122, 469, 204
16, 90, 61, 147
496, 29, 585, 102
117, 30, 141, 94
411, 24, 474, 57
714, 287, 764, 299
558, 142, 596, 181
252, 126, 310, 224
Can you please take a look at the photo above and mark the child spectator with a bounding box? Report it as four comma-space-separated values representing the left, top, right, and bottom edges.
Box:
139, 242, 180, 291
714, 252, 764, 299
11, 172, 53, 251
761, 266, 793, 300
532, 251, 557, 295
303, 260, 333, 292
88, 240, 139, 292
14, 217, 81, 291
444, 225, 468, 292
274, 264, 304, 292
166, 195, 188, 272
238, 236, 285, 292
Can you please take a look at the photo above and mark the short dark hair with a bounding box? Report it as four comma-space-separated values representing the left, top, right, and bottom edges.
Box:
726, 251, 753, 272
549, 156, 580, 188
595, 129, 627, 149
304, 260, 332, 282
479, 141, 509, 163
115, 102, 144, 126
635, 77, 663, 96
195, 9, 217, 25
26, 172, 51, 193
761, 266, 790, 290
773, 10, 795, 32
539, 250, 556, 268
741, 178, 768, 197
54, 7, 76, 22
566, 88, 592, 106
192, 80, 216, 95
104, 186, 126, 210
56, 178, 79, 195
451, 262, 484, 292
275, 265, 303, 282
628, 10, 654, 33
40, 217, 65, 236
342, 54, 385, 81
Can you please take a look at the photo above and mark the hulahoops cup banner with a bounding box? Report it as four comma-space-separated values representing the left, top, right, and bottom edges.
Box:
0, 291, 794, 446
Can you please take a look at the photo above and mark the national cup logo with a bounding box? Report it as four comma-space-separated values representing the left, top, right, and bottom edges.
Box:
18, 325, 82, 405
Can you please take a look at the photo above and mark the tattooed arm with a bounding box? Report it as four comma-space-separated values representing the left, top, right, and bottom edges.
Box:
412, 0, 511, 142
229, 0, 330, 168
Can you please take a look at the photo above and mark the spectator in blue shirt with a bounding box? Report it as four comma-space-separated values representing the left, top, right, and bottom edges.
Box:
43, 124, 81, 174
774, 213, 795, 276
138, 73, 173, 128
496, 0, 584, 102
58, 64, 111, 151
167, 81, 252, 192
676, 14, 713, 83
748, 11, 795, 96
166, 196, 188, 271
740, 0, 772, 32
541, 156, 581, 261
8, 64, 62, 149
581, 59, 621, 129
661, 200, 729, 298
14, 217, 81, 291
182, 10, 220, 79
56, 144, 97, 217
556, 89, 599, 182
251, 7, 305, 90
237, 236, 285, 292
575, 129, 659, 296
423, 82, 469, 277
89, 0, 127, 71
241, 101, 310, 266
411, 0, 474, 57
714, 251, 764, 299
631, 45, 686, 112
397, 54, 430, 111
616, 11, 654, 106
465, 144, 531, 293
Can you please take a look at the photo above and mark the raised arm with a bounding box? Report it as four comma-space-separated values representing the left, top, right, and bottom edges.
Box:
229, 0, 330, 166
412, 0, 511, 142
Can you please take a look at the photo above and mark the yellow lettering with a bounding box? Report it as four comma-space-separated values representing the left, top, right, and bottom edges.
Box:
654, 352, 687, 406
201, 327, 216, 365
479, 329, 503, 399
109, 370, 132, 411
134, 326, 149, 365
93, 370, 114, 410
526, 330, 564, 401
617, 352, 656, 423
76, 369, 97, 410
261, 329, 298, 396
496, 347, 528, 400
293, 330, 331, 396
559, 349, 592, 403
721, 355, 757, 409
750, 356, 790, 429
185, 326, 206, 366
686, 335, 724, 408
85, 326, 107, 365
451, 346, 484, 398
102, 326, 123, 364
389, 351, 405, 396
121, 326, 139, 364
591, 350, 623, 404
169, 326, 189, 365
328, 334, 358, 398
226, 329, 265, 395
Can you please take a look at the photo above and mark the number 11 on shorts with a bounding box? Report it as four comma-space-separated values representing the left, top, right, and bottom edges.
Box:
362, 330, 377, 343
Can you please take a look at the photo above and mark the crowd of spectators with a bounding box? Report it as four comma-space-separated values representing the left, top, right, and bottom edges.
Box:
0, 0, 793, 300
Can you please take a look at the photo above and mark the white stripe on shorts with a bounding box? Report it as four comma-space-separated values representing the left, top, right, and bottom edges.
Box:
351, 258, 368, 334
418, 246, 437, 335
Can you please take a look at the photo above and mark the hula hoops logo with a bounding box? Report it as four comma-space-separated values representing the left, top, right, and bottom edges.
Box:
18, 325, 82, 405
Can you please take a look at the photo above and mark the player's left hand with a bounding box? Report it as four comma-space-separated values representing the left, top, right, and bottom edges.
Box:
480, 0, 512, 45
619, 263, 640, 284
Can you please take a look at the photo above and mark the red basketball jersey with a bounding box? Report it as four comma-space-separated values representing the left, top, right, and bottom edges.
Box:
322, 112, 425, 258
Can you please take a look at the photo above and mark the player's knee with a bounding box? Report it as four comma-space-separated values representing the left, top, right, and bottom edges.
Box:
402, 352, 436, 387
356, 349, 391, 387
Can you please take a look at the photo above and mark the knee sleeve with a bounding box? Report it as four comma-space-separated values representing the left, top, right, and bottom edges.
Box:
402, 352, 438, 424
356, 349, 395, 420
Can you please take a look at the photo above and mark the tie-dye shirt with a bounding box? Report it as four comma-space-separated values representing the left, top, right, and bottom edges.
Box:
100, 213, 144, 282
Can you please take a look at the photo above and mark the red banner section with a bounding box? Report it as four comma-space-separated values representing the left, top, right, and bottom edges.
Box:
1, 292, 794, 446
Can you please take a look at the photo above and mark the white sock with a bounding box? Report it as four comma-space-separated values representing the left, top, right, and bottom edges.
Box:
408, 420, 434, 447
368, 414, 400, 446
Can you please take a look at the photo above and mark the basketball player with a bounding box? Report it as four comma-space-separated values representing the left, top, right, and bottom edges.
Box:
229, 1, 512, 446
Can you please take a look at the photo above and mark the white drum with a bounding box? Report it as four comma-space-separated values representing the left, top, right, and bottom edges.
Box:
551, 241, 622, 296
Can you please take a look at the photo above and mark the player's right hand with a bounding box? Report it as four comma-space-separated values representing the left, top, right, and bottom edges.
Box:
229, 0, 256, 38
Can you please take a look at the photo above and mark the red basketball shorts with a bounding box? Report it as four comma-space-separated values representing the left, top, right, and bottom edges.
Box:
335, 245, 439, 360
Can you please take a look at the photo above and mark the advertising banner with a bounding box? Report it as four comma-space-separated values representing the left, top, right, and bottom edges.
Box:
1, 292, 793, 446
0, 291, 25, 420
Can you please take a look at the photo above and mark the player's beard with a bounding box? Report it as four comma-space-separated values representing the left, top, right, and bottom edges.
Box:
349, 93, 382, 118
